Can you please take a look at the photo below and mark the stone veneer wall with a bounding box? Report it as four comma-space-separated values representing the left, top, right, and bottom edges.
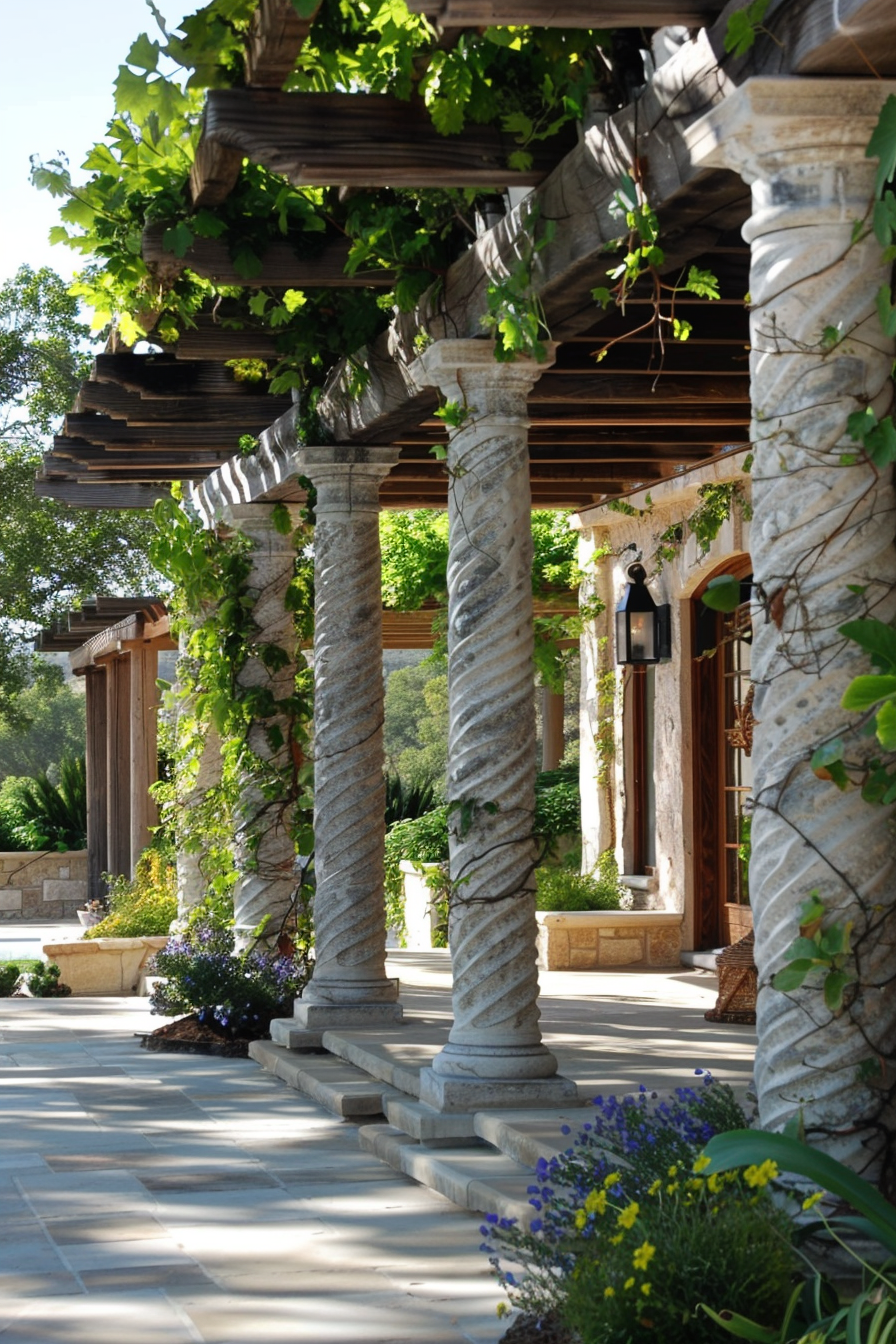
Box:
0, 850, 88, 921
536, 910, 682, 971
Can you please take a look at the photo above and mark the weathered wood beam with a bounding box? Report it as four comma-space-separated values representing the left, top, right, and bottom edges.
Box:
194, 89, 576, 193
189, 137, 244, 210
63, 415, 275, 450
143, 222, 395, 289
527, 373, 750, 403
318, 27, 748, 442
407, 0, 723, 25
781, 0, 896, 76
77, 380, 293, 426
245, 0, 322, 88
171, 326, 281, 361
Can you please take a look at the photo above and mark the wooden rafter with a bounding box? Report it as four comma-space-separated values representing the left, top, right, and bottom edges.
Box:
245, 0, 322, 88
407, 0, 723, 25
143, 223, 395, 289
193, 89, 577, 194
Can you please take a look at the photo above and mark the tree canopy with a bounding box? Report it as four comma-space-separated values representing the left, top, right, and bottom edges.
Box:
0, 266, 160, 722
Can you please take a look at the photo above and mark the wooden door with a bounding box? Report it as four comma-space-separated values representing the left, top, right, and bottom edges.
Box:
692, 565, 753, 948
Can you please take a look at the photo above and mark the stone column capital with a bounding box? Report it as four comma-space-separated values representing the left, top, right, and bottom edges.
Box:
686, 77, 896, 187
301, 445, 400, 519
409, 338, 556, 412
219, 501, 304, 542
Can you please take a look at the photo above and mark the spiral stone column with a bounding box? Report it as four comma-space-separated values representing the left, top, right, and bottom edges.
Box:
223, 504, 304, 951
287, 445, 404, 1030
173, 624, 224, 918
688, 79, 896, 1188
410, 340, 577, 1111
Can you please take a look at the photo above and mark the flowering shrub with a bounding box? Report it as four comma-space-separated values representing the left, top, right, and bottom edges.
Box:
149, 910, 311, 1037
85, 847, 177, 938
481, 1072, 796, 1342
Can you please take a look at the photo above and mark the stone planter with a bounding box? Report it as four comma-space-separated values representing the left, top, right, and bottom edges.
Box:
536, 910, 683, 971
399, 861, 446, 950
41, 935, 170, 996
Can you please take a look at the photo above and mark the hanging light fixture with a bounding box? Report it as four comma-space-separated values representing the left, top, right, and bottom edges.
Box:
615, 563, 672, 665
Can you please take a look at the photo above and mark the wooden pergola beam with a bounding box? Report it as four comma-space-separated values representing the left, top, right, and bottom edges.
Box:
143, 223, 395, 289
245, 0, 322, 88
193, 89, 576, 195
407, 0, 723, 25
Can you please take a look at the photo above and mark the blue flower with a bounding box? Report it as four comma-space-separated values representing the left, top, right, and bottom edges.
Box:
530, 1219, 543, 1233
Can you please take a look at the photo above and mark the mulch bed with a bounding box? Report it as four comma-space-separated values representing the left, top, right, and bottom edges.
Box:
498, 1313, 575, 1344
139, 1013, 266, 1058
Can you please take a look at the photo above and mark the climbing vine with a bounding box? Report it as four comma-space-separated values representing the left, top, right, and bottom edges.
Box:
149, 486, 315, 938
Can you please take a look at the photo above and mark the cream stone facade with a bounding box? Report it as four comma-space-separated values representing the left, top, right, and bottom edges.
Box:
575, 452, 753, 953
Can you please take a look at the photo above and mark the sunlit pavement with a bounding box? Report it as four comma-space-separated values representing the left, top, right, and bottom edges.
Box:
0, 944, 754, 1344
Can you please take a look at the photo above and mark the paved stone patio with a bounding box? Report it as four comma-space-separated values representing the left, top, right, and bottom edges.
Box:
0, 944, 755, 1344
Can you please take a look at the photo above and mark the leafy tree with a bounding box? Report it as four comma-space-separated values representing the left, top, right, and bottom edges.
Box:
0, 668, 85, 781
0, 266, 161, 720
384, 657, 448, 796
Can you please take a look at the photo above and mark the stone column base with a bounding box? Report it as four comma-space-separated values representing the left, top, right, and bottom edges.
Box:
290, 1001, 404, 1030
419, 1066, 579, 1113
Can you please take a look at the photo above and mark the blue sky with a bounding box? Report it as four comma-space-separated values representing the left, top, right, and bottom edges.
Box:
0, 0, 173, 281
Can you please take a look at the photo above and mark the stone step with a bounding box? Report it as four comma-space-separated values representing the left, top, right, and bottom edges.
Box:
320, 1029, 439, 1098
248, 1041, 401, 1119
473, 1106, 596, 1169
359, 1123, 537, 1227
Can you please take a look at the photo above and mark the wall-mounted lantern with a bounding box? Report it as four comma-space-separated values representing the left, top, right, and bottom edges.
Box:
615, 564, 672, 665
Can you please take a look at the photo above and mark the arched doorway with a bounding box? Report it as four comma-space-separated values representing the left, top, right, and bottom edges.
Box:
691, 558, 753, 949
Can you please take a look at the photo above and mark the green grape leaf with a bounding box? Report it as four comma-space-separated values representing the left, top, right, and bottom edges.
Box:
841, 675, 896, 713
839, 618, 896, 672
126, 33, 160, 73
701, 573, 742, 613
823, 969, 853, 1014
867, 94, 896, 199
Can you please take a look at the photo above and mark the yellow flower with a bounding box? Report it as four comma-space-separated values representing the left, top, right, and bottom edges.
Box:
686, 1178, 703, 1193
648, 1179, 662, 1197
585, 1189, 608, 1216
693, 1153, 712, 1173
668, 1164, 679, 1178
610, 1233, 624, 1246
632, 1241, 656, 1271
707, 1172, 723, 1194
666, 1182, 679, 1195
617, 1201, 640, 1230
496, 1302, 509, 1319
641, 1283, 652, 1297
625, 1277, 636, 1291
603, 1171, 622, 1189
802, 1190, 825, 1211
604, 1287, 616, 1299
575, 1209, 587, 1230
744, 1160, 779, 1189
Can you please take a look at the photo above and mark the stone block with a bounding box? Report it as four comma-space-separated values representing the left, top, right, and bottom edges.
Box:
43, 880, 88, 904
568, 927, 599, 949
647, 926, 682, 966
0, 890, 22, 911
419, 1067, 579, 1113
598, 937, 645, 966
568, 946, 601, 969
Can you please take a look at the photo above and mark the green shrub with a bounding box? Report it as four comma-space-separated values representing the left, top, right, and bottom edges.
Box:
535, 851, 629, 912
84, 847, 177, 939
14, 755, 87, 850
384, 773, 438, 826
0, 962, 21, 995
0, 777, 38, 851
26, 962, 71, 997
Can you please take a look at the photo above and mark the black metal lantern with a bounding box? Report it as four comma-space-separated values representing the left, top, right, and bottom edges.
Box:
615, 564, 672, 665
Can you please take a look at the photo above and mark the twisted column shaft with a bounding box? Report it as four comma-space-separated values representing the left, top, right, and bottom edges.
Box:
411, 341, 576, 1109
294, 446, 403, 1025
224, 505, 303, 950
690, 79, 896, 1186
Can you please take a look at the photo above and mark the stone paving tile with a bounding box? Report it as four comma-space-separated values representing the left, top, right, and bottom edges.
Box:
61, 1235, 199, 1272
148, 1186, 322, 1226
137, 1168, 281, 1193
45, 1212, 172, 1244
16, 1170, 155, 1217
0, 1290, 201, 1343
79, 1263, 215, 1291
0, 1270, 83, 1298
0, 1238, 69, 1273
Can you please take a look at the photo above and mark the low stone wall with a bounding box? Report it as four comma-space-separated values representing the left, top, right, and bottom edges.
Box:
0, 850, 88, 921
536, 910, 683, 970
42, 935, 169, 995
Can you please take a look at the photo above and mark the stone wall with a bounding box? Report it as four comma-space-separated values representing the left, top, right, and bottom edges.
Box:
0, 850, 88, 921
536, 910, 683, 971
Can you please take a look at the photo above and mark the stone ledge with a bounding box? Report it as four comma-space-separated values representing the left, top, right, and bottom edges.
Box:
536, 910, 682, 971
41, 935, 169, 996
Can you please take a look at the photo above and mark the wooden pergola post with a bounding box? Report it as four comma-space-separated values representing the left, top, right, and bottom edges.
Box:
105, 656, 132, 879
130, 644, 160, 874
84, 666, 108, 901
